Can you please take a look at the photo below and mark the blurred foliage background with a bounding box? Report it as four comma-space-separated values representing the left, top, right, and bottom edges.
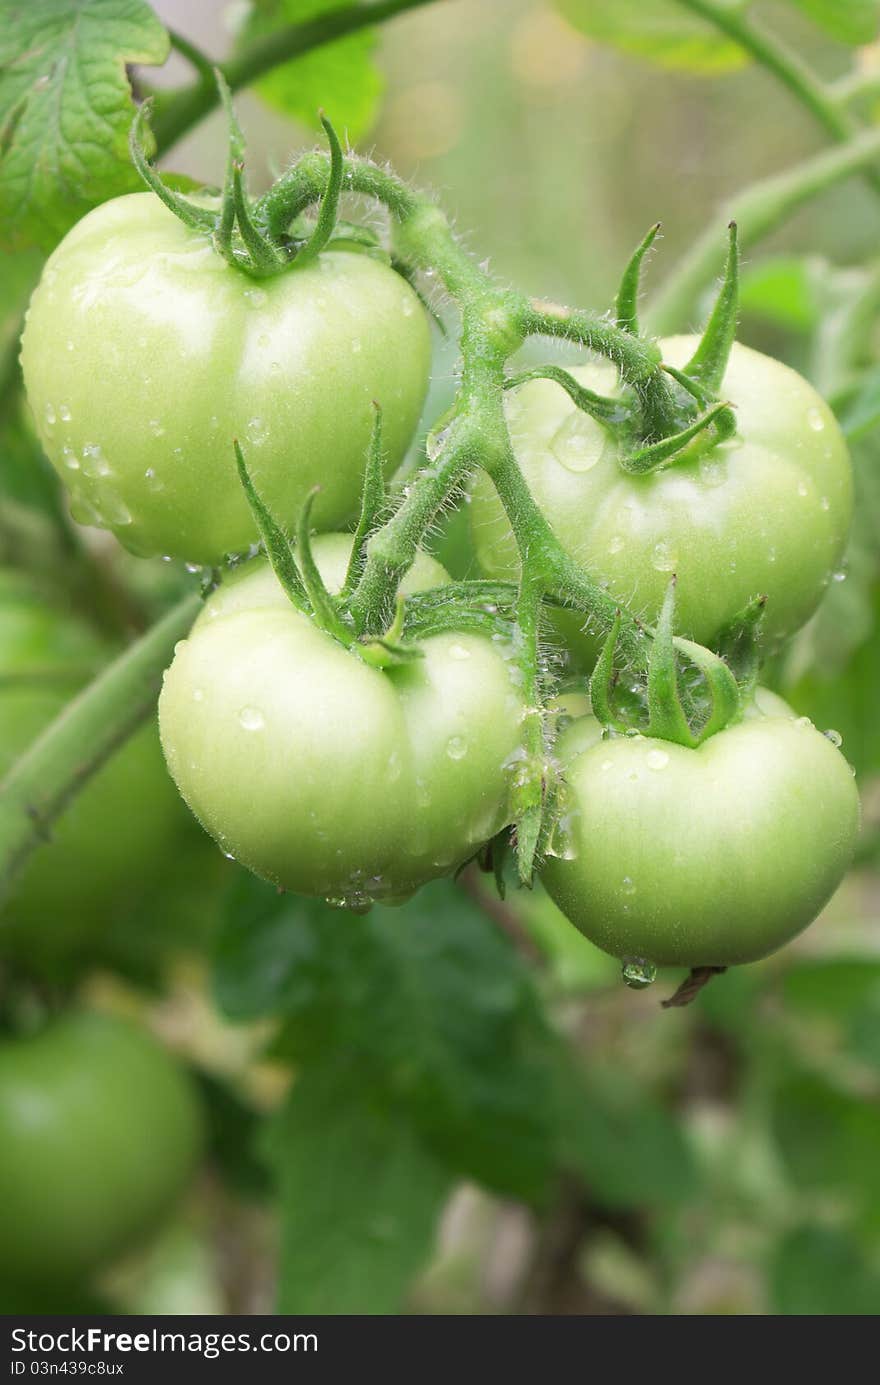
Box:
2, 0, 880, 1316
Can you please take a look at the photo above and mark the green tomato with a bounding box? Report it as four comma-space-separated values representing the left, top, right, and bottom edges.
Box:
0, 1011, 203, 1283
471, 338, 852, 658
540, 692, 860, 968
0, 572, 185, 964
158, 535, 525, 905
20, 193, 432, 564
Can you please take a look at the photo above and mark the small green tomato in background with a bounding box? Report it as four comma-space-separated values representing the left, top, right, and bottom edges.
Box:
159, 535, 526, 905
540, 691, 860, 969
20, 193, 432, 564
0, 571, 185, 966
471, 338, 852, 661
0, 1012, 203, 1284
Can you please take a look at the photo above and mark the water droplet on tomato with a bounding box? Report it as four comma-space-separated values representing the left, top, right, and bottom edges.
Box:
59, 404, 71, 422
551, 410, 606, 473
824, 728, 842, 747
646, 748, 669, 770
448, 642, 470, 660
807, 407, 825, 432
446, 735, 467, 760
651, 541, 677, 572
622, 959, 656, 989
239, 706, 265, 731
44, 403, 56, 426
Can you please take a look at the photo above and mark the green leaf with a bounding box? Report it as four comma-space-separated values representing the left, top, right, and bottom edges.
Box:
555, 0, 747, 74
215, 876, 562, 1201
0, 0, 170, 251
772, 1072, 880, 1219
561, 1067, 699, 1208
770, 1226, 880, 1315
782, 959, 880, 1068
787, 0, 880, 45
267, 1061, 451, 1314
241, 1, 383, 142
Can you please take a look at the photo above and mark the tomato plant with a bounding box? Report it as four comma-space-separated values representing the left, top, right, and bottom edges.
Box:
470, 338, 852, 658
159, 535, 525, 904
4, 0, 880, 1322
20, 193, 432, 564
540, 693, 860, 969
0, 1011, 203, 1284
0, 571, 185, 965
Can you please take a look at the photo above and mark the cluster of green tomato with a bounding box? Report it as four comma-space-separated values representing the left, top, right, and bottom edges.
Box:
0, 177, 862, 1289
13, 190, 863, 986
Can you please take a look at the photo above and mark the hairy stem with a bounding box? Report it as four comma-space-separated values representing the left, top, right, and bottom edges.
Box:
677, 0, 880, 193
648, 126, 880, 334
151, 0, 440, 154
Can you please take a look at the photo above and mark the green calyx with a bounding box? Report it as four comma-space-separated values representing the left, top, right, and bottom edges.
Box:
131, 80, 398, 282
589, 580, 745, 750
509, 222, 741, 476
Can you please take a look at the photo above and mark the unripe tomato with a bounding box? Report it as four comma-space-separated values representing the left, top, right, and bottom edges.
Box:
540, 692, 860, 968
0, 1012, 203, 1283
159, 535, 526, 905
471, 338, 852, 659
0, 571, 185, 963
20, 193, 432, 564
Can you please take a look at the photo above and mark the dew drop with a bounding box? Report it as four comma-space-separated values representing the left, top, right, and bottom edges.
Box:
699, 457, 725, 487
58, 404, 72, 423
797, 480, 809, 497
62, 446, 79, 471
819, 495, 830, 512
795, 715, 813, 730
402, 297, 415, 317
192, 688, 204, 703
446, 735, 468, 760
239, 706, 265, 731
831, 568, 847, 583
622, 959, 656, 990
102, 491, 132, 526
145, 467, 163, 491
244, 288, 267, 307
148, 418, 165, 438
652, 541, 677, 572
608, 535, 624, 555
551, 410, 607, 473
807, 406, 825, 432
600, 758, 613, 772
621, 876, 636, 896
448, 642, 470, 660
247, 416, 267, 446
823, 728, 842, 747
646, 748, 669, 770
44, 403, 56, 426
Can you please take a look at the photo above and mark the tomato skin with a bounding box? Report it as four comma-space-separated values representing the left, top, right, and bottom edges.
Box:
0, 572, 185, 962
0, 1012, 203, 1283
158, 535, 525, 903
540, 694, 860, 967
20, 193, 432, 564
471, 338, 852, 657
